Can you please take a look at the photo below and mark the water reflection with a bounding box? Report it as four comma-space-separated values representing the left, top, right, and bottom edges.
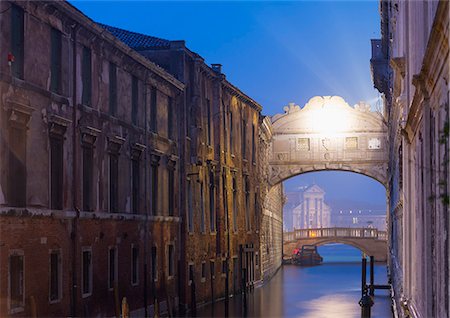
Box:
196, 244, 392, 318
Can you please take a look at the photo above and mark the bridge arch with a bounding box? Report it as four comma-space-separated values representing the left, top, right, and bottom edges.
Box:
268, 96, 388, 187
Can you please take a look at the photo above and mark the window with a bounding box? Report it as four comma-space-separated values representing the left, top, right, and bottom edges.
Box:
131, 76, 138, 125
150, 87, 157, 132
9, 253, 24, 311
8, 127, 26, 207
131, 159, 139, 214
255, 253, 259, 267
252, 124, 256, 163
232, 178, 237, 232
200, 182, 205, 233
187, 180, 194, 232
168, 245, 174, 277
201, 262, 206, 281
50, 136, 63, 210
188, 264, 194, 284
50, 28, 62, 93
109, 63, 117, 116
151, 164, 158, 215
210, 260, 215, 279
81, 46, 91, 106
82, 146, 93, 211
245, 178, 251, 231
49, 250, 61, 302
209, 171, 215, 232
131, 245, 139, 285
223, 173, 228, 231
168, 96, 173, 140
151, 246, 157, 281
108, 247, 117, 290
82, 248, 92, 297
168, 168, 174, 216
242, 119, 247, 158
221, 259, 227, 275
11, 4, 24, 79
206, 99, 212, 145
109, 153, 119, 213
229, 111, 233, 152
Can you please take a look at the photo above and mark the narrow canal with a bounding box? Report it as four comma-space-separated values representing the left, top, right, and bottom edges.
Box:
197, 244, 392, 317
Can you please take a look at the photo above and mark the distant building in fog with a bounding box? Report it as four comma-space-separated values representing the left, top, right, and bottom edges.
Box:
292, 185, 331, 229
332, 209, 386, 231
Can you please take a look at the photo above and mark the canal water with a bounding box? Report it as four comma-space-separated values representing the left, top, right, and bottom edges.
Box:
196, 244, 392, 317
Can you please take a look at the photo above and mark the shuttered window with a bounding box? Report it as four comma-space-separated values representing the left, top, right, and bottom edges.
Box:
131, 76, 138, 125
150, 87, 157, 132
9, 254, 24, 310
109, 154, 119, 213
131, 159, 139, 214
168, 168, 174, 216
131, 246, 139, 285
151, 164, 158, 215
11, 5, 24, 79
168, 96, 173, 139
109, 63, 117, 116
81, 47, 91, 106
49, 251, 61, 301
50, 136, 63, 210
82, 146, 93, 211
50, 28, 62, 94
8, 127, 26, 207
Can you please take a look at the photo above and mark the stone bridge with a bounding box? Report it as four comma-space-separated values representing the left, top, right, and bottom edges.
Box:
283, 227, 388, 262
268, 96, 388, 186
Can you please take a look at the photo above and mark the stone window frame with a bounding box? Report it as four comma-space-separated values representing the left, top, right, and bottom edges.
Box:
48, 248, 62, 304
6, 97, 34, 208
187, 177, 194, 234
151, 245, 158, 282
130, 143, 146, 214
80, 126, 101, 212
131, 244, 139, 286
200, 180, 206, 234
8, 249, 25, 314
200, 261, 206, 283
81, 246, 93, 298
221, 258, 227, 278
208, 166, 216, 234
167, 157, 176, 217
166, 243, 175, 280
188, 262, 194, 286
48, 115, 70, 211
107, 135, 125, 213
209, 259, 216, 280
107, 245, 118, 291
150, 154, 160, 216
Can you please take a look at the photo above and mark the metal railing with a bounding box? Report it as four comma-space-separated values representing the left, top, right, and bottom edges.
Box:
283, 227, 388, 242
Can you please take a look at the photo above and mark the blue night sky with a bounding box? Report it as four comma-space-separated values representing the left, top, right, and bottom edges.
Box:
71, 1, 386, 208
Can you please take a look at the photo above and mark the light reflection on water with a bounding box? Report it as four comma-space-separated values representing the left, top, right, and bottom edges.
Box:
196, 244, 392, 318
297, 294, 359, 318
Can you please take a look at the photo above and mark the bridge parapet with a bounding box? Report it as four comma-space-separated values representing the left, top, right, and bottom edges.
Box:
284, 227, 387, 242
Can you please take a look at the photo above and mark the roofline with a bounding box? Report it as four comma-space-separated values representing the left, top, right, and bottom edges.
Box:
222, 79, 262, 112
56, 1, 184, 91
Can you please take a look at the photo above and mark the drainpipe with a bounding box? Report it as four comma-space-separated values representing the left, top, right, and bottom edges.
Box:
70, 22, 80, 318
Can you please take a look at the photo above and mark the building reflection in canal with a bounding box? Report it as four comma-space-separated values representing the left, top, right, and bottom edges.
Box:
196, 244, 392, 318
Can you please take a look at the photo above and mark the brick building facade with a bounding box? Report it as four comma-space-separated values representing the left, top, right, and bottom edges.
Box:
0, 1, 184, 316
101, 24, 265, 311
0, 1, 284, 317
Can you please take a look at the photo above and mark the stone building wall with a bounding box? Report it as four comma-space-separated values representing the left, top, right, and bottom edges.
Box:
0, 1, 183, 316
258, 116, 284, 281
372, 1, 449, 317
